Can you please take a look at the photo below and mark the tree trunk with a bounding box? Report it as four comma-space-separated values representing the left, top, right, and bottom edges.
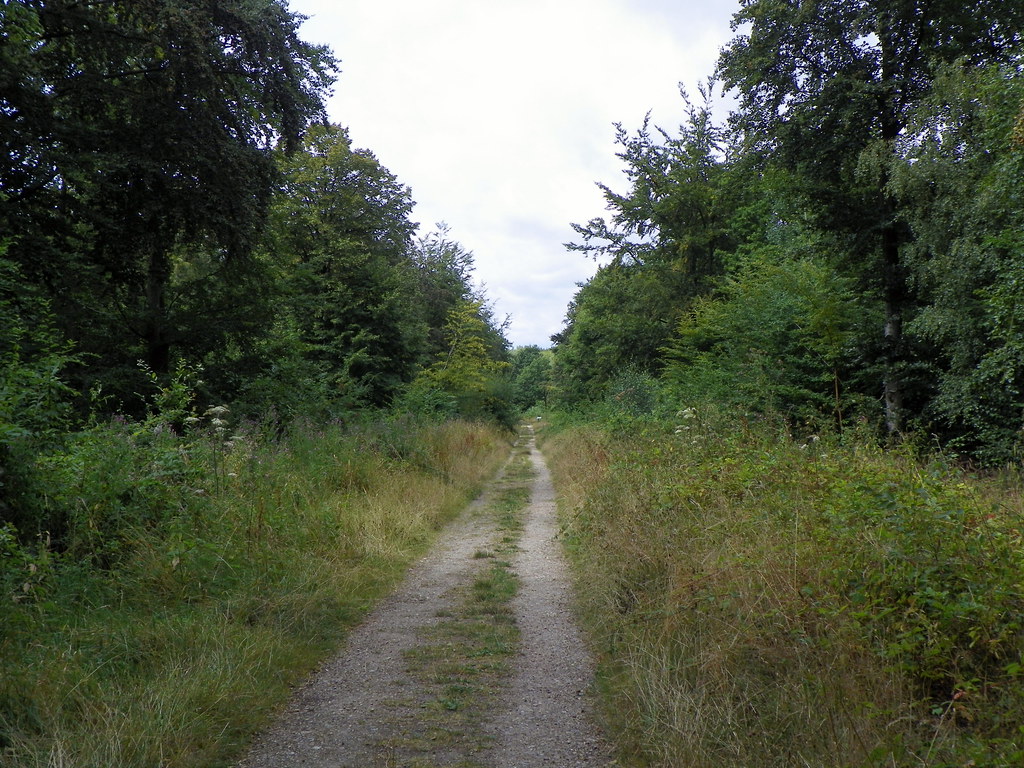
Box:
879, 17, 906, 436
881, 221, 904, 434
145, 249, 172, 374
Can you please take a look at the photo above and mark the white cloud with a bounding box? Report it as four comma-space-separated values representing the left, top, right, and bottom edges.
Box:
288, 0, 739, 347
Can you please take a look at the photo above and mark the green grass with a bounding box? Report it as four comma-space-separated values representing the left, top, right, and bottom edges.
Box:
542, 409, 1024, 767
384, 449, 533, 767
0, 417, 510, 767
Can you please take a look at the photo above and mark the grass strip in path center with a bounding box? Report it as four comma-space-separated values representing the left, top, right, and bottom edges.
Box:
369, 440, 534, 768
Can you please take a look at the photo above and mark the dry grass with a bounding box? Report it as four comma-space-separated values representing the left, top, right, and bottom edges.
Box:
542, 416, 1024, 767
0, 418, 510, 768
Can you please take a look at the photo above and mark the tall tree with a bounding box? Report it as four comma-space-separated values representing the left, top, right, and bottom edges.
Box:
552, 262, 683, 404
410, 225, 509, 364
413, 298, 512, 423
267, 124, 421, 406
509, 345, 552, 410
569, 86, 731, 286
718, 0, 1024, 433
888, 61, 1024, 460
556, 88, 735, 403
1, 0, 336, 396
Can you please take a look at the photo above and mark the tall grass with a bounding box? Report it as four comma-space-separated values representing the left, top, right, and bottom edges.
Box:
1, 415, 509, 767
542, 409, 1024, 767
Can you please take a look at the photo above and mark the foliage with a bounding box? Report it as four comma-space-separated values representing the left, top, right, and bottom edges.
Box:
203, 315, 335, 423
544, 411, 1024, 766
0, 414, 509, 765
508, 346, 553, 410
663, 247, 861, 428
555, 88, 735, 406
1, 0, 336, 410
409, 225, 484, 360
556, 3, 1024, 463
265, 124, 422, 407
552, 262, 690, 405
568, 83, 731, 280
1, 3, 514, 430
411, 299, 513, 427
716, 0, 1024, 436
0, 254, 76, 542
889, 61, 1024, 463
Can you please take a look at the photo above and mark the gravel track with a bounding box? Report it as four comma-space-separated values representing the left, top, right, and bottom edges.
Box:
488, 432, 611, 767
239, 430, 611, 767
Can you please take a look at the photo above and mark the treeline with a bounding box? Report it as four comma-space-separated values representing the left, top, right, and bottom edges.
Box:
0, 5, 525, 759
1, 1, 517, 545
552, 0, 1024, 465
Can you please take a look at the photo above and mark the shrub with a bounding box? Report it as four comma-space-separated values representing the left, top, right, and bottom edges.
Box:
545, 409, 1024, 766
1, 414, 510, 766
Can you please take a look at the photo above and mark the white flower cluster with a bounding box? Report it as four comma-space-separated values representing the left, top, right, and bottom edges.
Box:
674, 407, 697, 434
184, 405, 245, 449
206, 404, 230, 431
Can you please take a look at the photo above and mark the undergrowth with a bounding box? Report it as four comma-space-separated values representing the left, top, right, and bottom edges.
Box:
541, 408, 1024, 767
0, 412, 509, 767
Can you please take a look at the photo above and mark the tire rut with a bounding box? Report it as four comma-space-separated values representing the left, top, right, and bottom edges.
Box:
238, 429, 611, 767
488, 431, 611, 767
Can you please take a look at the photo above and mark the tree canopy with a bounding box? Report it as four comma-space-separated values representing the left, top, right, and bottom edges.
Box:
2, 0, 338, 406
0, 0, 518, 534
555, 0, 1024, 462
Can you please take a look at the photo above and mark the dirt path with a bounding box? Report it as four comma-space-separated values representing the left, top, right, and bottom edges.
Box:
239, 429, 612, 768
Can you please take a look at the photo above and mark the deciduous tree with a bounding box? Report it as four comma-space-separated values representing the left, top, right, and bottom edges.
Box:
267, 124, 421, 406
1, 0, 336, 404
717, 0, 1024, 433
557, 88, 735, 403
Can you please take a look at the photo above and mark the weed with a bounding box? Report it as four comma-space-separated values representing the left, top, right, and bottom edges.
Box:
544, 410, 1024, 767
0, 417, 509, 767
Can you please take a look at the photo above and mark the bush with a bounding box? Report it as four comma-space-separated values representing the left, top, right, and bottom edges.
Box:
0, 256, 76, 541
1, 414, 510, 766
662, 251, 860, 430
545, 409, 1024, 766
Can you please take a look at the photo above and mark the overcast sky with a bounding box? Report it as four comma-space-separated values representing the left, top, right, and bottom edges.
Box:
288, 0, 742, 348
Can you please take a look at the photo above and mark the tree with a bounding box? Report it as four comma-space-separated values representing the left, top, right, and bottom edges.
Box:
888, 61, 1024, 461
410, 225, 510, 362
556, 88, 736, 404
717, 0, 1024, 433
552, 262, 685, 404
569, 85, 732, 287
412, 299, 512, 424
1, 0, 336, 405
663, 247, 858, 426
0, 251, 75, 534
509, 346, 552, 410
267, 124, 421, 407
